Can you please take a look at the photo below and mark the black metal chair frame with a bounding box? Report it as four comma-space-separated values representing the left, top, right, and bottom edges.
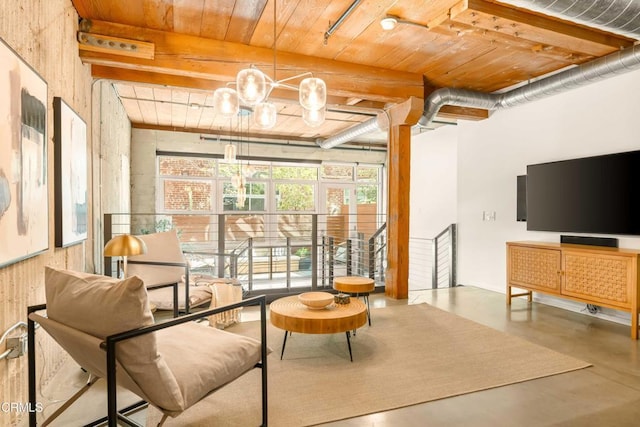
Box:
27, 295, 268, 427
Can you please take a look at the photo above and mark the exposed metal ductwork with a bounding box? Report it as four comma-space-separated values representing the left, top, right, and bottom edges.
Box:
418, 43, 640, 127
500, 0, 640, 40
317, 112, 388, 149
319, 0, 640, 147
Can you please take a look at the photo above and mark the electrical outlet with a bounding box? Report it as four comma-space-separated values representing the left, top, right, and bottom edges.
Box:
6, 334, 28, 359
482, 211, 497, 221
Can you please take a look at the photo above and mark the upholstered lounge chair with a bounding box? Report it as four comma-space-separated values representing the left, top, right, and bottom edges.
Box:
27, 267, 268, 427
126, 230, 213, 315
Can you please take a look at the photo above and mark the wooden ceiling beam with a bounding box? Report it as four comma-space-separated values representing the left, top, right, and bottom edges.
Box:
79, 19, 424, 103
94, 66, 488, 123
92, 65, 226, 91
387, 97, 424, 127
132, 122, 320, 143
449, 0, 633, 57
439, 105, 489, 121
91, 65, 350, 105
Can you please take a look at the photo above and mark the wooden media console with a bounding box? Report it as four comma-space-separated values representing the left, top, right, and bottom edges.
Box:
506, 241, 640, 339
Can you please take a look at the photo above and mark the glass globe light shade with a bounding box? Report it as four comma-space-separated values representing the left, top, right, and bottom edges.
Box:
224, 143, 236, 162
213, 88, 239, 118
237, 68, 267, 106
236, 184, 247, 208
253, 102, 277, 129
231, 171, 246, 188
299, 77, 326, 110
302, 106, 326, 127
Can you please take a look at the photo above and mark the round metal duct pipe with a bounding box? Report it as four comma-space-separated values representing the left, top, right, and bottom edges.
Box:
419, 43, 640, 128
500, 0, 640, 40
317, 113, 388, 149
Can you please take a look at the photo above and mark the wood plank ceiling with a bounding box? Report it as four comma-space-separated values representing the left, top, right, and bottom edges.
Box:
71, 0, 633, 147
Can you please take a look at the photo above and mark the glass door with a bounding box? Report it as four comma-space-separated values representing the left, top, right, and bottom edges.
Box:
319, 183, 356, 277
320, 183, 356, 239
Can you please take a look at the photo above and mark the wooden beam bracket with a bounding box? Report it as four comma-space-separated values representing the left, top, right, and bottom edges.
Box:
78, 32, 155, 60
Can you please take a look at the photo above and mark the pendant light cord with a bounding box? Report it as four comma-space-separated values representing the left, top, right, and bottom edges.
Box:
273, 0, 277, 81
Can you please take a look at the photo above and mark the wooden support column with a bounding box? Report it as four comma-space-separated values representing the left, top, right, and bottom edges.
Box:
385, 98, 423, 299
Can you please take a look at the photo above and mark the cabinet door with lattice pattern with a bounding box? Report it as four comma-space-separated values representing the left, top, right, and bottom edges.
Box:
508, 245, 561, 293
562, 251, 633, 309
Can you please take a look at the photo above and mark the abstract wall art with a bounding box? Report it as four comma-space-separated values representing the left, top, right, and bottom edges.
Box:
0, 37, 48, 267
54, 97, 87, 247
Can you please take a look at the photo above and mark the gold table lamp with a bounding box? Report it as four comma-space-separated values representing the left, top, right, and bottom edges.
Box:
104, 234, 147, 278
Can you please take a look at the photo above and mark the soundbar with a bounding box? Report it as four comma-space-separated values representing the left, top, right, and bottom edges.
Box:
560, 235, 618, 248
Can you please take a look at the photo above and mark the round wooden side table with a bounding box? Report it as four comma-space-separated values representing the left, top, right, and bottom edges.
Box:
333, 276, 375, 326
269, 295, 367, 362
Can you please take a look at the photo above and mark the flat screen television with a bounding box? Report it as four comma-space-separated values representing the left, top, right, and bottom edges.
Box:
526, 150, 640, 235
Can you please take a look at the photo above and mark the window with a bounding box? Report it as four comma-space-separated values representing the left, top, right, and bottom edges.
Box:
159, 158, 215, 177
275, 183, 315, 212
244, 164, 270, 179
219, 163, 240, 178
272, 165, 317, 180
356, 166, 380, 203
356, 185, 378, 204
156, 156, 382, 218
357, 166, 378, 182
321, 164, 353, 181
223, 182, 266, 212
162, 180, 213, 211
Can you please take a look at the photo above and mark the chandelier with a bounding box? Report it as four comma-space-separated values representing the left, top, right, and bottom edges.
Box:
212, 0, 327, 129
213, 68, 327, 129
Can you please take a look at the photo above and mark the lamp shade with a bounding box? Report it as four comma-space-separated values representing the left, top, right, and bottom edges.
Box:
253, 101, 277, 129
231, 171, 246, 188
224, 143, 237, 161
213, 88, 240, 118
236, 184, 247, 208
302, 106, 326, 127
236, 68, 268, 106
299, 77, 326, 110
104, 234, 147, 257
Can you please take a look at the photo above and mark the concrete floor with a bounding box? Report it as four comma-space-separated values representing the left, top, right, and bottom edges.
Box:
321, 286, 640, 427
36, 286, 640, 426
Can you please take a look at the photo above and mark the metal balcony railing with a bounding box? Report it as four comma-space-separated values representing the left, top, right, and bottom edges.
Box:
103, 213, 387, 297
409, 224, 457, 291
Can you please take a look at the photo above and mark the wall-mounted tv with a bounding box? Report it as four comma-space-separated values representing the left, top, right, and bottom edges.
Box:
526, 150, 640, 235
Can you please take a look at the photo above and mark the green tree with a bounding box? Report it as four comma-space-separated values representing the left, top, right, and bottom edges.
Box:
276, 183, 314, 211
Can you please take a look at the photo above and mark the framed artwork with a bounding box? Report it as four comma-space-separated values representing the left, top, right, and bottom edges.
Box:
54, 97, 87, 247
0, 37, 48, 267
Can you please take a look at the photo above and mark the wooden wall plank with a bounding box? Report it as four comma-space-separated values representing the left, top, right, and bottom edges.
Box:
226, 0, 267, 44
173, 0, 205, 35
200, 0, 234, 40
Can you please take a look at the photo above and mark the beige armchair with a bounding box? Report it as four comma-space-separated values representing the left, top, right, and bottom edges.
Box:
126, 230, 213, 315
28, 267, 268, 426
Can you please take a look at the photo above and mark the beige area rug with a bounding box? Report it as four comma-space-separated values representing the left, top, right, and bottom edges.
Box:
146, 303, 590, 426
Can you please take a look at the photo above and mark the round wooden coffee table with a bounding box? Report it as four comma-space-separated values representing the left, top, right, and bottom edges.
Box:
269, 295, 367, 362
333, 276, 375, 326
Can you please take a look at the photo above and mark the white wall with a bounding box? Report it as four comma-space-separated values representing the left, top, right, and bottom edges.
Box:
410, 126, 458, 238
408, 126, 458, 290
412, 66, 640, 322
